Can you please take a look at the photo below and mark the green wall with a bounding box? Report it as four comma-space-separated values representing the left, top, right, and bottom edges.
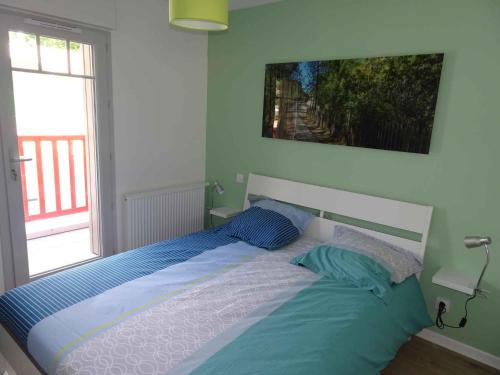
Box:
207, 0, 500, 356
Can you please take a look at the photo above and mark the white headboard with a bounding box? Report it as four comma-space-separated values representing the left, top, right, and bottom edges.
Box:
244, 174, 433, 260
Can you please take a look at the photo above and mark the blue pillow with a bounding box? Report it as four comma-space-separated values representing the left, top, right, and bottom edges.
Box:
291, 245, 394, 303
224, 207, 300, 250
250, 198, 314, 234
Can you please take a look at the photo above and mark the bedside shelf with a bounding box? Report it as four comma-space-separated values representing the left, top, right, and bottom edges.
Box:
209, 206, 241, 219
432, 266, 478, 296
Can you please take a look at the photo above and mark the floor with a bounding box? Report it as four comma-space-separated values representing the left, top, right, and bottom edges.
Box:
383, 337, 500, 375
27, 228, 98, 276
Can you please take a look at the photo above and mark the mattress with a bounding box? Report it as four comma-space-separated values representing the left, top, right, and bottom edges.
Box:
0, 228, 432, 375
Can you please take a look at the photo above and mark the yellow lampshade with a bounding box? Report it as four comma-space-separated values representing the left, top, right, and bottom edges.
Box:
169, 0, 228, 31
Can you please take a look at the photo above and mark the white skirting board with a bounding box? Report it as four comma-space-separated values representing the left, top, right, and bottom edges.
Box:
418, 328, 500, 370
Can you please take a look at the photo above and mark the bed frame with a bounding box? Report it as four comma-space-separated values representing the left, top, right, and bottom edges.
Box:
0, 174, 433, 374
244, 173, 433, 261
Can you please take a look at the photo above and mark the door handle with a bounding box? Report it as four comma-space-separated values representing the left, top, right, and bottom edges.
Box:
9, 154, 32, 181
10, 156, 33, 163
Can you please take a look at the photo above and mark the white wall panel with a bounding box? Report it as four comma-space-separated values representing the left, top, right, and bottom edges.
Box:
0, 0, 117, 29
112, 0, 207, 251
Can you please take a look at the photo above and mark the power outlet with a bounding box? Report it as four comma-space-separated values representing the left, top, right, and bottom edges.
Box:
236, 173, 245, 184
435, 297, 451, 312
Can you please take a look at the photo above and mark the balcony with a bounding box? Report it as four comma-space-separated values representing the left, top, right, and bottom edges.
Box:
18, 135, 97, 276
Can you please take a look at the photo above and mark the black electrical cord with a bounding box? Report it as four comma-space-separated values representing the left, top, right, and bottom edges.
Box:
435, 291, 477, 329
437, 239, 490, 330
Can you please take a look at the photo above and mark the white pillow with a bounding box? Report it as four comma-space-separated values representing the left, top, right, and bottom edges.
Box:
331, 225, 423, 283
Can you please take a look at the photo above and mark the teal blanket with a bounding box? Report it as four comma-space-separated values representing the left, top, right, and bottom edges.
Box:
189, 276, 431, 375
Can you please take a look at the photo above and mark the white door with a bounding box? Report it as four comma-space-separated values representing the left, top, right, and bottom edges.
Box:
0, 11, 115, 289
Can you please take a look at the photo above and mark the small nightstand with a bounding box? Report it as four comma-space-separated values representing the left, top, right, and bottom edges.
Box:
432, 266, 479, 296
209, 206, 241, 219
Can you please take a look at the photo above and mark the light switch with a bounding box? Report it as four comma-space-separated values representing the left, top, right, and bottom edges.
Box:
236, 173, 245, 184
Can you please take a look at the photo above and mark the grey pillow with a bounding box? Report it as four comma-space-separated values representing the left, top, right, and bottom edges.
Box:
330, 225, 423, 284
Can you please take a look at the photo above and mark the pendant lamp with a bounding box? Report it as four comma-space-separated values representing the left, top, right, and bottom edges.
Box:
169, 0, 228, 31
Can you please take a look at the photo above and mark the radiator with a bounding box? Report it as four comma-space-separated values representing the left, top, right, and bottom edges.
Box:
124, 182, 206, 249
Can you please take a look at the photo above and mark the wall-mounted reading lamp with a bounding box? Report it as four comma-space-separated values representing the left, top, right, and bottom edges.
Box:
209, 181, 225, 227
210, 181, 225, 209
436, 236, 492, 329
464, 236, 491, 296
213, 181, 225, 196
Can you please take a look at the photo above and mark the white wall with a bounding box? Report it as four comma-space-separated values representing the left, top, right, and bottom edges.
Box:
112, 0, 208, 250
0, 0, 117, 29
0, 0, 208, 257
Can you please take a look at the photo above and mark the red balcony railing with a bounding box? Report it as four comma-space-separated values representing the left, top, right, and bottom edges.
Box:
18, 135, 88, 222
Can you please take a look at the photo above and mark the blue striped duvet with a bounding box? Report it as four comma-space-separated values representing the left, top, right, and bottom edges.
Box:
0, 227, 237, 346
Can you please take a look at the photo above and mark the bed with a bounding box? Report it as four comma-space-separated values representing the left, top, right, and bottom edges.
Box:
0, 173, 434, 375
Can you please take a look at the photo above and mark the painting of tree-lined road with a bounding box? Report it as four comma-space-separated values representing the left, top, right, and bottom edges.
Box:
262, 53, 444, 154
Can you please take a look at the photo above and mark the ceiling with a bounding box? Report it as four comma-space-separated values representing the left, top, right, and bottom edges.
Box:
229, 0, 285, 10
